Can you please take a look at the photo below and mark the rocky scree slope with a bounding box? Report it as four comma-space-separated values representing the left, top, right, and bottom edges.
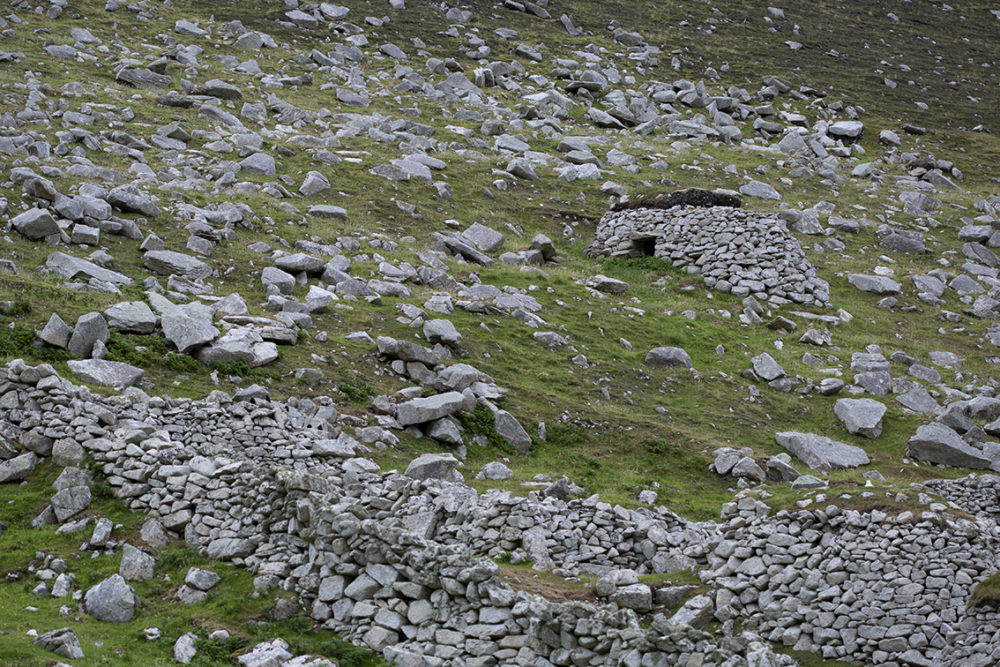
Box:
0, 0, 999, 665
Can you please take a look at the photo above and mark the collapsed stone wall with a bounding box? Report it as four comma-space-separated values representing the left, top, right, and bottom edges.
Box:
6, 359, 1000, 666
586, 205, 830, 307
0, 359, 790, 667
921, 474, 1000, 523
390, 483, 712, 576
700, 501, 1000, 666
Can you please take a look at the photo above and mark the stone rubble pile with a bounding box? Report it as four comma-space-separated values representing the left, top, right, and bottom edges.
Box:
587, 205, 831, 307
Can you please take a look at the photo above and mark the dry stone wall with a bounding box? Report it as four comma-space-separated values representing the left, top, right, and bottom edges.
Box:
7, 359, 1000, 666
587, 205, 830, 307
0, 359, 791, 667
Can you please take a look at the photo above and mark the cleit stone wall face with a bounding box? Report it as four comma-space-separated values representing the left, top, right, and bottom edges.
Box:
587, 205, 830, 307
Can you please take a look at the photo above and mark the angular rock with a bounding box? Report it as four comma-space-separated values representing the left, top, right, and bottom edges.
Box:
120, 543, 155, 582
34, 628, 84, 660
117, 67, 173, 88
299, 171, 330, 196
261, 266, 295, 295
108, 184, 161, 217
834, 398, 886, 438
162, 312, 219, 353
67, 360, 144, 388
84, 574, 138, 622
51, 485, 92, 521
848, 274, 901, 295
173, 633, 198, 664
751, 353, 785, 381
12, 208, 59, 240
144, 250, 212, 280
670, 594, 715, 629
46, 252, 133, 286
206, 537, 253, 560
644, 347, 693, 368
405, 453, 462, 483
907, 423, 991, 469
494, 410, 531, 455
192, 79, 242, 99
240, 153, 276, 176
396, 392, 469, 426
775, 432, 870, 471
585, 274, 629, 295
0, 451, 39, 484
68, 312, 109, 358
477, 461, 514, 480
423, 319, 461, 346
185, 567, 221, 591
105, 301, 157, 334
461, 223, 505, 253
739, 180, 781, 200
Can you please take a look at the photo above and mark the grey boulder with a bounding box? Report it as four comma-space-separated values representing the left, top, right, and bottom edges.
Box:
34, 628, 84, 660
299, 171, 330, 196
907, 423, 991, 469
751, 353, 785, 381
239, 152, 276, 176
739, 180, 781, 200
161, 312, 219, 353
834, 398, 887, 438
144, 250, 212, 280
461, 223, 505, 253
644, 347, 693, 368
585, 274, 630, 295
494, 410, 531, 454
396, 392, 470, 427
51, 484, 92, 521
84, 574, 139, 622
108, 184, 161, 217
775, 431, 870, 471
476, 461, 514, 480
120, 543, 156, 582
105, 301, 157, 334
423, 319, 462, 346
12, 208, 59, 240
67, 311, 109, 358
185, 567, 221, 591
404, 453, 463, 483
0, 452, 39, 483
46, 251, 133, 286
39, 313, 73, 348
68, 359, 144, 388
848, 274, 901, 295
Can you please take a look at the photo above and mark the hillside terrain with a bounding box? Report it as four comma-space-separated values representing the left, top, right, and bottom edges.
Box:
0, 0, 999, 665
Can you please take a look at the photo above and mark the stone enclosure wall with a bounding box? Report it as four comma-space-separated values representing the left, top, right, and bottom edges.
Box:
6, 359, 1000, 666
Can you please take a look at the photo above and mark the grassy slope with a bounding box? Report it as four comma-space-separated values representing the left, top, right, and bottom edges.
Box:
0, 2, 998, 662
0, 0, 995, 513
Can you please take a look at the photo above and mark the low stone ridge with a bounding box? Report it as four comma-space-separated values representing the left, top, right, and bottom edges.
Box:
587, 205, 830, 307
611, 188, 742, 212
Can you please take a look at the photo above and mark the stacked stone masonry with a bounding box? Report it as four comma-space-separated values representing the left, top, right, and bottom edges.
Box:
587, 205, 831, 307
5, 360, 1000, 665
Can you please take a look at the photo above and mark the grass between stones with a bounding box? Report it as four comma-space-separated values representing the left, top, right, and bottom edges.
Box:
0, 459, 385, 666
0, 0, 998, 660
